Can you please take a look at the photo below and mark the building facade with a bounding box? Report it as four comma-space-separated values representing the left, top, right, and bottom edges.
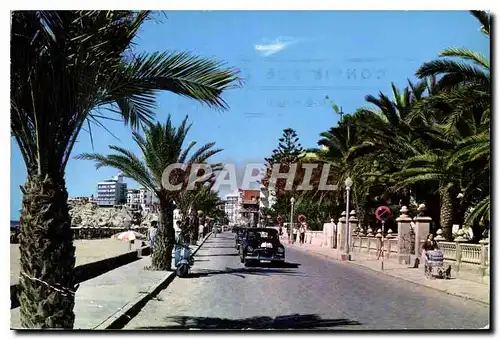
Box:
224, 190, 240, 225
139, 187, 159, 212
239, 189, 260, 227
97, 173, 127, 206
126, 189, 141, 210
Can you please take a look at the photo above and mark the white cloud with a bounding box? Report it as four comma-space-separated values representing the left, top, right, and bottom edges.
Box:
254, 37, 298, 56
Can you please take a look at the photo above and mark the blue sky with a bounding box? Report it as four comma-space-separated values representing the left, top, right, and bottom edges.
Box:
10, 10, 489, 219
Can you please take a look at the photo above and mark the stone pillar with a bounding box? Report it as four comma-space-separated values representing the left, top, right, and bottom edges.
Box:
413, 210, 432, 257
338, 211, 347, 252
454, 228, 467, 273
479, 231, 489, 277
349, 210, 359, 251
386, 229, 395, 259
358, 224, 365, 237
322, 221, 329, 247
396, 206, 413, 265
375, 228, 383, 258
329, 218, 335, 248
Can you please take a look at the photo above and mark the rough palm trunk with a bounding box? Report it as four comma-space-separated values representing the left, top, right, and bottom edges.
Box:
190, 209, 199, 245
439, 184, 454, 240
152, 198, 175, 271
18, 175, 76, 329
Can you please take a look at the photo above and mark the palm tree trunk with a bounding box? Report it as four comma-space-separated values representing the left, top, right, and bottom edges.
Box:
439, 184, 454, 240
151, 198, 175, 271
189, 210, 199, 245
18, 175, 76, 328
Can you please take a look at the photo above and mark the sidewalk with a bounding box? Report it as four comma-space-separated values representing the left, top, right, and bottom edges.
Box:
11, 242, 202, 330
283, 238, 490, 305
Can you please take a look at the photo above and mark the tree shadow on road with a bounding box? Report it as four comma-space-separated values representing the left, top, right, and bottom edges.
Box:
188, 266, 305, 279
133, 313, 361, 330
196, 253, 239, 257
202, 246, 238, 249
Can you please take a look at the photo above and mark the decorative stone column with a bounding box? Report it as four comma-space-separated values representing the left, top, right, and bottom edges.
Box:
396, 206, 413, 265
375, 228, 383, 258
365, 226, 374, 255
479, 231, 489, 277
338, 211, 347, 252
386, 229, 395, 258
413, 204, 432, 257
330, 218, 337, 249
358, 224, 365, 237
434, 229, 446, 241
454, 228, 467, 273
349, 210, 359, 252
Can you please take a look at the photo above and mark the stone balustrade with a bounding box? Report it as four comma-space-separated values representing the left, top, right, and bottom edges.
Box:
304, 231, 324, 246
318, 206, 490, 281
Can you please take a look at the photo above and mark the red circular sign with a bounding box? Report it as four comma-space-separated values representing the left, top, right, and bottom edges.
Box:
298, 214, 306, 223
375, 206, 392, 221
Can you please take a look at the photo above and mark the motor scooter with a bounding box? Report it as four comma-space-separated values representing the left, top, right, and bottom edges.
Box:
174, 243, 191, 277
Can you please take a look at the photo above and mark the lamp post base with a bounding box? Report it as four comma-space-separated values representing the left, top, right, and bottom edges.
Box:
340, 253, 351, 261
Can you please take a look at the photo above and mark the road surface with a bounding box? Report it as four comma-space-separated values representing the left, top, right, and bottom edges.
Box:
124, 232, 489, 330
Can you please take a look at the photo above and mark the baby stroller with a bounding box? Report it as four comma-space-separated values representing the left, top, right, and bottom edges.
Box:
424, 250, 451, 279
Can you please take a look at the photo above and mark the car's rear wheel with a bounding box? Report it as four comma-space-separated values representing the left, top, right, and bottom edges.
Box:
244, 259, 252, 267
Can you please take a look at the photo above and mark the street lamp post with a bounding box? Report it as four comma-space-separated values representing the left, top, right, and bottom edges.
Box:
290, 197, 295, 244
345, 177, 353, 259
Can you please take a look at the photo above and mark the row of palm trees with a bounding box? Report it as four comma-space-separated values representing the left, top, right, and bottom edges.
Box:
77, 116, 225, 270
282, 11, 490, 241
11, 11, 239, 328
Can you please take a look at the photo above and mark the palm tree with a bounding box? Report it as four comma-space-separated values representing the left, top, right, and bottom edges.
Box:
77, 116, 222, 270
11, 11, 239, 328
177, 183, 222, 244
410, 10, 491, 236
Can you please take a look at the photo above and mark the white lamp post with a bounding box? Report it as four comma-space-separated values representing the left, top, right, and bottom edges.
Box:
345, 177, 353, 258
290, 197, 295, 244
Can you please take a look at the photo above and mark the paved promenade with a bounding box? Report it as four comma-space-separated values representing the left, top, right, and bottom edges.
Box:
282, 238, 490, 305
11, 243, 198, 329
123, 232, 489, 330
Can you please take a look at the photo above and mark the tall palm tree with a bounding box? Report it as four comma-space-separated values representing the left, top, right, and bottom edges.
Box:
11, 11, 239, 328
77, 116, 222, 270
411, 10, 491, 235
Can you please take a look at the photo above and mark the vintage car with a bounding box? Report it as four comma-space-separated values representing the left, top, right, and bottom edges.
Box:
239, 228, 285, 266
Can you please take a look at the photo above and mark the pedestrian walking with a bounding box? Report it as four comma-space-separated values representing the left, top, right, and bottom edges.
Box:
299, 223, 306, 245
198, 223, 205, 243
292, 226, 298, 244
148, 221, 158, 253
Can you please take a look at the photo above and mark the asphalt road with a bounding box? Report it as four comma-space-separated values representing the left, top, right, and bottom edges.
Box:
124, 232, 489, 330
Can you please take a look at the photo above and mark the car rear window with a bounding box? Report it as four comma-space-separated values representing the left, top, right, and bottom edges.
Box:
247, 230, 278, 241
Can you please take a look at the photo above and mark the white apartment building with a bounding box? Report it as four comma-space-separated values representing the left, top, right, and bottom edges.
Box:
97, 173, 127, 206
139, 187, 160, 212
224, 189, 240, 225
126, 189, 141, 210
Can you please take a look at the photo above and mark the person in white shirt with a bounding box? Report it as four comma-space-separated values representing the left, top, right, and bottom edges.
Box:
198, 223, 205, 242
299, 223, 306, 245
148, 221, 158, 253
292, 226, 298, 244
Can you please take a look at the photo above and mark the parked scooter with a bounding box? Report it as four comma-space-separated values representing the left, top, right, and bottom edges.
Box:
174, 231, 192, 278
174, 243, 191, 277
